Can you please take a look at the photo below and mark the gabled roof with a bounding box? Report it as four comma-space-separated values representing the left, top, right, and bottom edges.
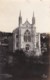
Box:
13, 27, 19, 34
22, 20, 31, 27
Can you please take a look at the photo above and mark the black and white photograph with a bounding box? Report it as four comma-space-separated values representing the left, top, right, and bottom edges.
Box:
0, 0, 50, 80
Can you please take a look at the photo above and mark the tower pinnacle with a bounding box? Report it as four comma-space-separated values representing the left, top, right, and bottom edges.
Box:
19, 11, 22, 26
19, 10, 21, 17
32, 12, 35, 25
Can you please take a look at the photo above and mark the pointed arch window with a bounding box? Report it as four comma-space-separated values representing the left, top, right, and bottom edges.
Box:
24, 30, 31, 42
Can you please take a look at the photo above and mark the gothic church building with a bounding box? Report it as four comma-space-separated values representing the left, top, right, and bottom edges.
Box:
13, 12, 41, 56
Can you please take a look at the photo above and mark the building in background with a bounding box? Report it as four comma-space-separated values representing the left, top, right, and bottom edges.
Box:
0, 12, 49, 57
40, 33, 49, 54
0, 32, 13, 54
0, 32, 13, 68
13, 12, 41, 56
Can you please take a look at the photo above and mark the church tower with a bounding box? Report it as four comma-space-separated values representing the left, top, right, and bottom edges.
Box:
18, 11, 22, 26
32, 12, 35, 25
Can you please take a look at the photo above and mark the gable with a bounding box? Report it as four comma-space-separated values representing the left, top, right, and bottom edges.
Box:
22, 20, 31, 28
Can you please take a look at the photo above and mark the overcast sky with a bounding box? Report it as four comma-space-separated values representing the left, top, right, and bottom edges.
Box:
0, 0, 50, 33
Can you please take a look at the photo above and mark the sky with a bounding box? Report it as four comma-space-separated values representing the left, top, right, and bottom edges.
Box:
0, 0, 50, 33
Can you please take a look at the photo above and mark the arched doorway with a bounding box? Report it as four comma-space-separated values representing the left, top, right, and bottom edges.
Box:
25, 44, 30, 51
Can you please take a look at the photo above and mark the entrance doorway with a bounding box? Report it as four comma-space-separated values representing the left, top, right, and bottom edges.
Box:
26, 44, 30, 51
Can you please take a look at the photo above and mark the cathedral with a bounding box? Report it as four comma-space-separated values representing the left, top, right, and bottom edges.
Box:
13, 12, 41, 56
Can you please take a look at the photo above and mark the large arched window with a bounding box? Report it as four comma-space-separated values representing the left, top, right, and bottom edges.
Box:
24, 30, 31, 42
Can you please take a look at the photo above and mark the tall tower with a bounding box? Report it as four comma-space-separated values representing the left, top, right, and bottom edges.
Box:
18, 11, 22, 26
32, 12, 35, 25
18, 11, 22, 49
31, 12, 36, 52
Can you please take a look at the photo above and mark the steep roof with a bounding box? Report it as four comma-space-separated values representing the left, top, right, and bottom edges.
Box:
22, 20, 31, 27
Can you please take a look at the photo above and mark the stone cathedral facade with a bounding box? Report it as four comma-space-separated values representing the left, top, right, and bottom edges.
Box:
13, 12, 41, 56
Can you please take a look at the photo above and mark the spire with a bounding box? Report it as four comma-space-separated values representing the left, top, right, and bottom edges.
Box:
32, 11, 35, 25
19, 10, 21, 17
19, 11, 22, 26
